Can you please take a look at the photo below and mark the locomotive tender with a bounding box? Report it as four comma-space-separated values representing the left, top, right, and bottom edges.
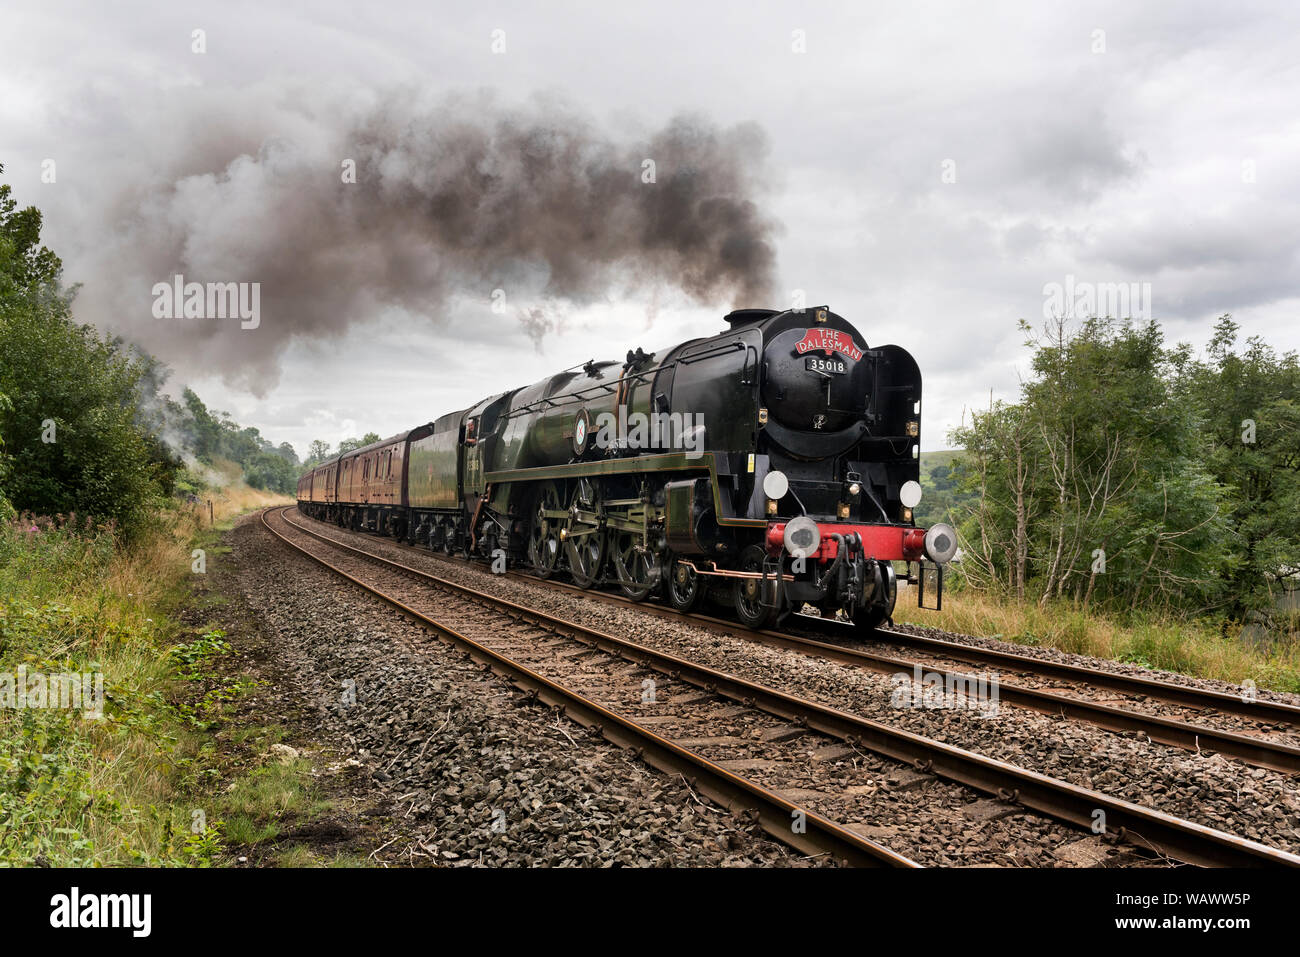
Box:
296, 305, 957, 631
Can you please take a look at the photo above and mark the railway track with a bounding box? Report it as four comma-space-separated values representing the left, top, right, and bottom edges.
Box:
871, 628, 1300, 727
515, 577, 1300, 775
262, 507, 911, 867
294, 509, 1300, 775
266, 506, 1300, 867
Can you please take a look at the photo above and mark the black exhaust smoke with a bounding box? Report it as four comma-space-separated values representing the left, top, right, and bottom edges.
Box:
75, 91, 780, 394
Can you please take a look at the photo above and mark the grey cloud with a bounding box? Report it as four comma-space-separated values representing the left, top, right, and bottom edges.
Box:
66, 88, 778, 395
7, 0, 1300, 452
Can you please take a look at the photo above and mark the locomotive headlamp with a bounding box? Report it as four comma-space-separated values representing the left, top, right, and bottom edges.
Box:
783, 516, 821, 559
762, 470, 789, 500
899, 480, 923, 509
924, 522, 959, 564
848, 482, 861, 497
766, 498, 779, 515
837, 502, 851, 519
902, 506, 913, 523
906, 420, 919, 437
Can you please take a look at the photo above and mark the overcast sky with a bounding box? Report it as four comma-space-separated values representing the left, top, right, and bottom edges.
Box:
3, 0, 1298, 457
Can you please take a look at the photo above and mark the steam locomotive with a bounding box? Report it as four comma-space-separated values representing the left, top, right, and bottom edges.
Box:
296, 305, 957, 631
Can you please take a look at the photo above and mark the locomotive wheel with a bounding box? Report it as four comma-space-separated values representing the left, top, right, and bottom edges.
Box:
734, 544, 780, 630
853, 561, 898, 634
441, 518, 458, 556
565, 478, 606, 589
612, 531, 658, 601
667, 555, 705, 613
527, 481, 564, 578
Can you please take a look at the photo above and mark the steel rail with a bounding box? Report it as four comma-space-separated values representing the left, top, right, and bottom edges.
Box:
498, 554, 1300, 728
271, 507, 1300, 868
870, 627, 1300, 726
260, 508, 914, 868
481, 571, 1300, 775
315, 510, 1300, 729
323, 521, 1300, 774
744, 630, 1300, 775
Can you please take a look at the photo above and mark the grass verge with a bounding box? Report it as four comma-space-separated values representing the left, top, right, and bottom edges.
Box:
892, 586, 1300, 694
0, 483, 337, 865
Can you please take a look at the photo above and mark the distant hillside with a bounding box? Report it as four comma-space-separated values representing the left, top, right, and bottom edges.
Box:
921, 449, 962, 470
915, 449, 971, 527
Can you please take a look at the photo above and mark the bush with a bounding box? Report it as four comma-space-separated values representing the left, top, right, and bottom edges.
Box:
0, 302, 174, 538
1, 167, 181, 538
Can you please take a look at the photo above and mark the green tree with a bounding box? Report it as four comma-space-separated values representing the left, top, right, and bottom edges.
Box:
337, 432, 380, 455
1183, 316, 1300, 620
244, 450, 298, 494
0, 162, 63, 303
305, 439, 332, 467
0, 164, 177, 533
950, 317, 1231, 614
0, 387, 12, 521
0, 300, 170, 531
0, 163, 303, 521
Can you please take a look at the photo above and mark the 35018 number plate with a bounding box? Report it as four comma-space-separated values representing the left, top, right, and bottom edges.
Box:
806, 356, 847, 374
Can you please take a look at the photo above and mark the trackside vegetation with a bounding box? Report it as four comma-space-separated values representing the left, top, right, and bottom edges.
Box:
903, 317, 1300, 691
0, 497, 286, 864
0, 165, 332, 865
